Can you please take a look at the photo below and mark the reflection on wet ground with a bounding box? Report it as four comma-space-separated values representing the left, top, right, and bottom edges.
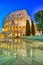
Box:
0, 38, 43, 65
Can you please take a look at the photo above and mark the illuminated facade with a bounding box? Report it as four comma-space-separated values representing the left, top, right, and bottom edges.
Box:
2, 10, 31, 38
0, 34, 5, 38
0, 34, 5, 42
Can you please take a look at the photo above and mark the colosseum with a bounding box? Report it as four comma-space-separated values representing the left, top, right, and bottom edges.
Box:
2, 10, 31, 38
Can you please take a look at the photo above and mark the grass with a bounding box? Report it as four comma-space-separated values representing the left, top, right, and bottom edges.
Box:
22, 35, 43, 42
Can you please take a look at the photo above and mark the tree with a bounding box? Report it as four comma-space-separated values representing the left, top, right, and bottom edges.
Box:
34, 10, 43, 31
31, 20, 35, 35
26, 20, 31, 36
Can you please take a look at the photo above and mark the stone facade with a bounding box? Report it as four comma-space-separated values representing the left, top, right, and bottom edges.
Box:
2, 10, 31, 38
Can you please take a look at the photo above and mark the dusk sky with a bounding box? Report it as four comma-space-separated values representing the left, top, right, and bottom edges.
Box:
0, 0, 43, 33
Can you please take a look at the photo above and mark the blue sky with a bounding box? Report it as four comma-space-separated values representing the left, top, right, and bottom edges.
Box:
0, 0, 43, 33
